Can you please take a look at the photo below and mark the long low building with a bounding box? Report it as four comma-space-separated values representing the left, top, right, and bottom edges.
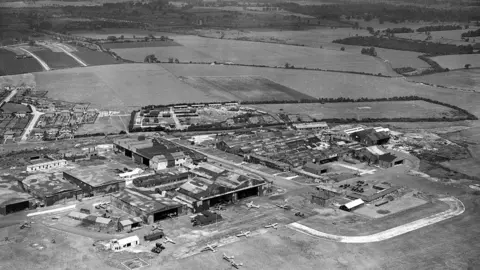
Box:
63, 165, 125, 196
111, 189, 184, 224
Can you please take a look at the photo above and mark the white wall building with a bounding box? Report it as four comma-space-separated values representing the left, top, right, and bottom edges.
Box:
150, 155, 168, 171
111, 235, 140, 251
26, 159, 67, 172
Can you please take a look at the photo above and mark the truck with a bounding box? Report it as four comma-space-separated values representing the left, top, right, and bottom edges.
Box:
143, 231, 165, 241
151, 242, 166, 254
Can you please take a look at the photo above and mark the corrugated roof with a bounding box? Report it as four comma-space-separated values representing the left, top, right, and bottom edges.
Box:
68, 211, 89, 220
343, 199, 364, 209
96, 217, 112, 224
120, 219, 133, 226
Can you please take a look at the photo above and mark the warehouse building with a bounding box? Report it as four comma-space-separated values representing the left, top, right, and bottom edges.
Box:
350, 129, 390, 146
244, 154, 291, 171
26, 159, 67, 172
175, 167, 269, 213
18, 172, 82, 206
111, 189, 184, 224
293, 122, 329, 131
303, 162, 330, 175
378, 153, 404, 168
340, 199, 365, 212
0, 189, 34, 215
132, 169, 189, 190
63, 165, 125, 196
311, 190, 337, 207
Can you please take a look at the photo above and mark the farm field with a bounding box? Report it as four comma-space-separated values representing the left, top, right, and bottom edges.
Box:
0, 48, 43, 75
112, 46, 218, 63
33, 64, 221, 110
161, 63, 480, 118
70, 28, 180, 39
72, 50, 122, 66
408, 69, 480, 92
180, 76, 314, 101
396, 28, 479, 45
430, 54, 480, 70
34, 49, 82, 69
101, 40, 181, 49
249, 100, 463, 120
440, 159, 480, 178
172, 35, 394, 75
374, 48, 430, 69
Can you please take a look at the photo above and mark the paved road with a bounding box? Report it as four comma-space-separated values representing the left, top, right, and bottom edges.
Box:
20, 104, 44, 141
287, 197, 465, 243
19, 47, 51, 71
1, 88, 18, 106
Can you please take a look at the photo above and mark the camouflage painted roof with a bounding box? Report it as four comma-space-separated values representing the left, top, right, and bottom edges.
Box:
65, 164, 124, 187
22, 172, 80, 196
112, 189, 181, 214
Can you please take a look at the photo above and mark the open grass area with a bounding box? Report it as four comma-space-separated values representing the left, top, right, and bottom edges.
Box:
34, 64, 221, 110
172, 35, 393, 75
112, 46, 218, 63
249, 100, 463, 120
75, 115, 129, 135
408, 69, 480, 92
34, 49, 82, 69
440, 159, 480, 179
101, 40, 181, 49
181, 76, 314, 101
70, 28, 180, 39
430, 54, 480, 70
72, 50, 122, 66
0, 48, 43, 75
161, 63, 480, 118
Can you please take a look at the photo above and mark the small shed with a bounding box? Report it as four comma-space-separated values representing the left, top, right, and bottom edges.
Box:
96, 217, 112, 228
339, 199, 364, 212
119, 219, 133, 231
68, 211, 89, 220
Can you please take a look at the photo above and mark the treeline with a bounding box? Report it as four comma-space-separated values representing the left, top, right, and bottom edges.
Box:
333, 36, 475, 55
462, 28, 480, 38
385, 27, 414, 34
417, 25, 462, 32
418, 55, 448, 72
320, 117, 470, 124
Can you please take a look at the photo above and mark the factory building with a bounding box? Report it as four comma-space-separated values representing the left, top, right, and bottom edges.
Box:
111, 189, 184, 224
350, 128, 390, 146
0, 190, 34, 215
293, 122, 329, 131
63, 165, 125, 196
132, 169, 189, 191
18, 172, 82, 206
175, 163, 269, 213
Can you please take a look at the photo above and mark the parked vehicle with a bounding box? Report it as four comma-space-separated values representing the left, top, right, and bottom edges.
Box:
144, 231, 165, 241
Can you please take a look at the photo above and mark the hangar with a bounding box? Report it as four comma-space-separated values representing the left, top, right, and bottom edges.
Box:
175, 163, 269, 213
19, 172, 82, 206
63, 165, 125, 196
111, 189, 184, 224
0, 189, 34, 215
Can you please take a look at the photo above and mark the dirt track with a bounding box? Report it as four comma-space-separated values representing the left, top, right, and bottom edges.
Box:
287, 197, 465, 243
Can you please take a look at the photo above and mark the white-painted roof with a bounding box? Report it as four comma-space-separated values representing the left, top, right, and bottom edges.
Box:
366, 146, 385, 156
116, 235, 139, 246
343, 199, 364, 209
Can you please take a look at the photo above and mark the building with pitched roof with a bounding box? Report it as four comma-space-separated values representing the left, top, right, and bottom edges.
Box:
350, 129, 390, 146
0, 189, 34, 215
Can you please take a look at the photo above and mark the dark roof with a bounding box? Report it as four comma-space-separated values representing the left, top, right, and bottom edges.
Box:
137, 144, 178, 160
379, 153, 398, 163
352, 129, 390, 142
348, 186, 400, 202
0, 102, 31, 114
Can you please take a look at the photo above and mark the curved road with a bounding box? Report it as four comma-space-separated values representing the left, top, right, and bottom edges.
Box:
287, 197, 465, 243
19, 47, 51, 71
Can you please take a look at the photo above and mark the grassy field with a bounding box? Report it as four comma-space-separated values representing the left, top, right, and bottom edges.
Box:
34, 49, 82, 69
0, 48, 43, 75
430, 54, 480, 70
112, 46, 218, 63
440, 159, 480, 179
172, 35, 393, 75
72, 50, 122, 66
181, 76, 314, 101
161, 63, 480, 118
101, 40, 181, 49
396, 28, 479, 45
249, 100, 463, 119
408, 69, 480, 92
70, 28, 180, 39
75, 115, 129, 135
33, 64, 221, 110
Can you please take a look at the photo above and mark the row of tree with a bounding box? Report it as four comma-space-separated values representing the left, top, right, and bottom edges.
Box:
361, 47, 377, 57
417, 25, 462, 32
462, 28, 480, 38
385, 27, 414, 34
333, 36, 476, 55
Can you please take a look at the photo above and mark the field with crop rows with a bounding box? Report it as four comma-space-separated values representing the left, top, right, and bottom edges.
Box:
430, 54, 480, 70
408, 69, 480, 92
170, 35, 393, 75
112, 46, 218, 63
34, 49, 82, 69
0, 48, 43, 75
101, 40, 181, 49
250, 100, 463, 120
34, 64, 220, 110
181, 76, 314, 101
